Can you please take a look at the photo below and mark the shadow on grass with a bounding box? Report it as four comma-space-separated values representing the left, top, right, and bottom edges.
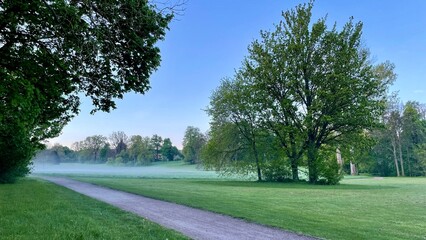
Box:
194, 180, 397, 190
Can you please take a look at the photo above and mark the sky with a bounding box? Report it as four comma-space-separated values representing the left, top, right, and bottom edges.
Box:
49, 0, 426, 149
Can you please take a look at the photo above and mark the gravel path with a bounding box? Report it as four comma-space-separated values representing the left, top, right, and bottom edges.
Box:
41, 176, 316, 240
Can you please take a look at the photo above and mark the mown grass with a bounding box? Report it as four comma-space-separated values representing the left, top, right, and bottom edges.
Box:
0, 178, 187, 240
75, 176, 426, 240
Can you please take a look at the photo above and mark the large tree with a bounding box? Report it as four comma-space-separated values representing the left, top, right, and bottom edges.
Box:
0, 0, 174, 182
206, 2, 395, 183
242, 2, 394, 183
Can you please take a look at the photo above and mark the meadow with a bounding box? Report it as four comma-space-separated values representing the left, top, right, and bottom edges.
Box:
18, 161, 426, 239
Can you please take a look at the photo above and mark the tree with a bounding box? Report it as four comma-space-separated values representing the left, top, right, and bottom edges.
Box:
401, 102, 426, 176
127, 135, 154, 165
205, 77, 271, 181
0, 0, 174, 182
99, 143, 113, 163
79, 135, 108, 162
151, 134, 163, 161
161, 138, 180, 161
242, 2, 394, 183
182, 126, 206, 164
369, 100, 426, 177
109, 131, 129, 155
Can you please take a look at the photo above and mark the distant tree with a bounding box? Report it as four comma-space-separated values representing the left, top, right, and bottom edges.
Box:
127, 135, 154, 165
182, 126, 206, 164
109, 131, 129, 155
401, 102, 426, 176
161, 138, 180, 161
50, 144, 77, 163
99, 143, 113, 163
0, 0, 176, 182
369, 100, 426, 177
151, 134, 163, 161
32, 148, 60, 165
81, 135, 108, 162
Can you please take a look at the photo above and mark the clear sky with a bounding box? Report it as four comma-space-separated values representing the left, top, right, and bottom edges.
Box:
49, 0, 426, 149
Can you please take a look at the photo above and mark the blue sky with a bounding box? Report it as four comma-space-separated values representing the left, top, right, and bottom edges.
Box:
49, 0, 426, 149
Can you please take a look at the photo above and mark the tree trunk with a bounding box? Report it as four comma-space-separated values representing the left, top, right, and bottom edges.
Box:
290, 132, 299, 181
336, 148, 343, 174
307, 140, 318, 184
252, 143, 262, 181
350, 161, 357, 175
397, 136, 405, 176
291, 161, 299, 181
406, 147, 412, 176
391, 139, 400, 177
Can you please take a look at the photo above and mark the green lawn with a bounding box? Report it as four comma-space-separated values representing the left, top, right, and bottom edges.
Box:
75, 176, 426, 240
0, 178, 187, 240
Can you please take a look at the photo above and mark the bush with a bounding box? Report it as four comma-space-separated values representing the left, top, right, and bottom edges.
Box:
317, 150, 343, 185
0, 129, 39, 183
262, 159, 292, 182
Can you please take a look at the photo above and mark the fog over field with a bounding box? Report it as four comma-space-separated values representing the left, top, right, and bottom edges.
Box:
31, 162, 229, 179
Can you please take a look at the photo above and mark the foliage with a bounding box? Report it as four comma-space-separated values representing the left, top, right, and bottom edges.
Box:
182, 126, 206, 164
0, 75, 57, 182
0, 0, 173, 182
109, 131, 129, 155
204, 2, 393, 184
369, 100, 426, 176
151, 134, 163, 161
316, 146, 343, 185
33, 132, 181, 165
202, 122, 255, 176
245, 2, 393, 183
72, 135, 108, 163
262, 158, 293, 182
205, 77, 267, 180
126, 135, 154, 165
161, 138, 181, 161
202, 121, 283, 181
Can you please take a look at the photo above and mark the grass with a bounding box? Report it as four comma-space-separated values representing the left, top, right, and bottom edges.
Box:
74, 176, 426, 240
0, 178, 187, 240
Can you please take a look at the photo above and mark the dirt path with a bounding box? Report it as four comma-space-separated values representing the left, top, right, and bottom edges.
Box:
41, 176, 316, 240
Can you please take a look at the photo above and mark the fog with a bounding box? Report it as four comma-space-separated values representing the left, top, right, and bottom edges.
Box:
31, 162, 224, 179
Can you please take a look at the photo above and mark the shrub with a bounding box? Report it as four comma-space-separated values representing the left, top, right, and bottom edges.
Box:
262, 159, 292, 182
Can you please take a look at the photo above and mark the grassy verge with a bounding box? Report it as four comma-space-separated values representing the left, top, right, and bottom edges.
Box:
0, 178, 187, 240
75, 176, 426, 240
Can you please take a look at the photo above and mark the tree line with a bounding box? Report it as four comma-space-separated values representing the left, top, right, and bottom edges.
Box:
34, 131, 183, 165
358, 100, 426, 177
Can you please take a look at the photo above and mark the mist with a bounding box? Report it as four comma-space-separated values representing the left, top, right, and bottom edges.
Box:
31, 161, 223, 179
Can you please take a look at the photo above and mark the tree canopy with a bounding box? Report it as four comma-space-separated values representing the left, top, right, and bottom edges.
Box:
203, 2, 394, 184
182, 126, 206, 164
0, 0, 174, 182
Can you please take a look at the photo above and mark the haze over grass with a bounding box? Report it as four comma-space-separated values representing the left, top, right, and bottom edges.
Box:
32, 161, 225, 179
